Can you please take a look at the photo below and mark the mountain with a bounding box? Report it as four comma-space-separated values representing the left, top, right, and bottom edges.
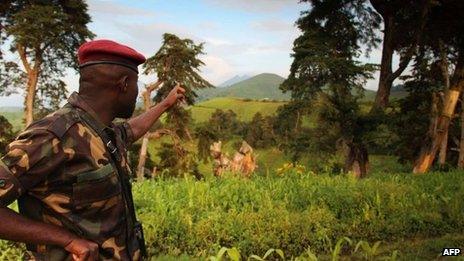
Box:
197, 73, 290, 101
218, 75, 251, 88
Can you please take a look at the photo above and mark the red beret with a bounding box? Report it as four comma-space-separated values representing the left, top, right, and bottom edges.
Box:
77, 39, 146, 73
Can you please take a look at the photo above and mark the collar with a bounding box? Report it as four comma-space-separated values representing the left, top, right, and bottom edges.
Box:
67, 92, 115, 133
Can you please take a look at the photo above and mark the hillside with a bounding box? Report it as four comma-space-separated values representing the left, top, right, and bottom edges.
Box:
190, 97, 286, 123
197, 73, 291, 101
218, 74, 251, 87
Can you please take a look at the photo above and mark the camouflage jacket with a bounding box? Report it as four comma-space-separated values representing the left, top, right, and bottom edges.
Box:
0, 92, 142, 260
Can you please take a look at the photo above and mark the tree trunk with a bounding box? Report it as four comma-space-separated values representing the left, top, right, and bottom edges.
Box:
344, 142, 369, 178
459, 93, 464, 169
24, 70, 39, 126
17, 44, 41, 127
413, 51, 464, 173
136, 135, 149, 180
428, 92, 439, 137
438, 41, 451, 168
371, 1, 430, 111
372, 16, 394, 111
438, 130, 448, 167
136, 80, 163, 179
184, 127, 193, 141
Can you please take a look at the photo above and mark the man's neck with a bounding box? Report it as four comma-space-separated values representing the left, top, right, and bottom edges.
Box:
79, 94, 115, 126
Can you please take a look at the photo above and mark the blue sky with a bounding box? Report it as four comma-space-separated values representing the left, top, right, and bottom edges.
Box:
0, 0, 388, 106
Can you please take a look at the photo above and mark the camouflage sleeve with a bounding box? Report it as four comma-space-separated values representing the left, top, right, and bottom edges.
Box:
0, 129, 66, 207
114, 121, 134, 146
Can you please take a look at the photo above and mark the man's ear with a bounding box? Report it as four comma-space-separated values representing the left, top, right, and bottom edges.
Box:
118, 75, 130, 93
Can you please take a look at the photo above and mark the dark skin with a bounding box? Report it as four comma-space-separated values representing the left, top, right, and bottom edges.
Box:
0, 64, 185, 261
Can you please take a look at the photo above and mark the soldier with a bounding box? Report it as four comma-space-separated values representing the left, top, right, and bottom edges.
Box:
0, 40, 186, 260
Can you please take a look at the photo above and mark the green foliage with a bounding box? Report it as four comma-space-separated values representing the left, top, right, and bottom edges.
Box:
244, 113, 276, 149
2, 170, 464, 259
132, 171, 463, 258
165, 107, 193, 140
0, 61, 25, 95
208, 109, 244, 140
0, 115, 15, 155
143, 33, 213, 106
156, 142, 201, 179
195, 124, 218, 164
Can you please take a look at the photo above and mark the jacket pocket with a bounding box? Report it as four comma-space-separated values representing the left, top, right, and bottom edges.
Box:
73, 164, 121, 206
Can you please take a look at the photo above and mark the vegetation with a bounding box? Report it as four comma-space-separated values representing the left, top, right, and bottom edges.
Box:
1, 167, 463, 259
1, 1, 464, 260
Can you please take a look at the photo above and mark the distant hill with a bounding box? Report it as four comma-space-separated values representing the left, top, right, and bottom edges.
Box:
362, 86, 407, 101
197, 73, 290, 101
219, 75, 251, 87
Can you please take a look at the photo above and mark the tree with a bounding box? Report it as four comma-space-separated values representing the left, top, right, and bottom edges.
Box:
137, 33, 213, 177
412, 0, 464, 173
0, 0, 94, 126
281, 0, 376, 177
244, 112, 276, 149
369, 0, 432, 110
0, 115, 15, 155
209, 109, 242, 139
195, 124, 218, 164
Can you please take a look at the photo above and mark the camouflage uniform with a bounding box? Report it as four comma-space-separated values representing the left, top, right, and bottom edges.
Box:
0, 92, 142, 260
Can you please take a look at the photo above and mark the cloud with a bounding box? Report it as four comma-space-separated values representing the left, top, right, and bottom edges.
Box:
87, 0, 154, 17
252, 19, 294, 32
201, 55, 234, 85
115, 22, 202, 55
204, 0, 299, 13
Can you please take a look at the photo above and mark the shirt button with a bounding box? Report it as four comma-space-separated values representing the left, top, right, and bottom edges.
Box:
0, 179, 6, 188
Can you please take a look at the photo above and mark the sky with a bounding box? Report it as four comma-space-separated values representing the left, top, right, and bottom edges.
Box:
0, 0, 390, 107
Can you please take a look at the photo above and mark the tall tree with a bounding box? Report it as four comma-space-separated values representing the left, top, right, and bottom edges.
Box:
0, 0, 94, 126
137, 33, 213, 177
282, 0, 376, 177
369, 0, 432, 110
413, 0, 464, 173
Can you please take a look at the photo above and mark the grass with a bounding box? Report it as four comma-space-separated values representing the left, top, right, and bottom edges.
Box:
1, 157, 463, 260
138, 170, 463, 259
189, 97, 286, 123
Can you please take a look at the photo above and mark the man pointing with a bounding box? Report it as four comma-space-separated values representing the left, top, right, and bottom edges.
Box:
0, 40, 185, 260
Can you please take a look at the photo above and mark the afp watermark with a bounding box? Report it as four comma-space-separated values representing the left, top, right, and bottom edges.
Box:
442, 248, 461, 256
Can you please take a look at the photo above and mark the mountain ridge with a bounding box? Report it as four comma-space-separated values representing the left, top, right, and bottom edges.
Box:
197, 73, 290, 101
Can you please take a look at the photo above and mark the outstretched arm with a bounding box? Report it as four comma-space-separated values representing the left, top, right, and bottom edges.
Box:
128, 84, 186, 142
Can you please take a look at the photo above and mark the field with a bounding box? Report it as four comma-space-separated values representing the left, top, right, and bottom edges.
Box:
1, 168, 463, 260
190, 97, 286, 123
1, 98, 464, 260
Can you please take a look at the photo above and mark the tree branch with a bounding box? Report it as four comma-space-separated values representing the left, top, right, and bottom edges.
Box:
17, 44, 31, 74
389, 0, 431, 81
